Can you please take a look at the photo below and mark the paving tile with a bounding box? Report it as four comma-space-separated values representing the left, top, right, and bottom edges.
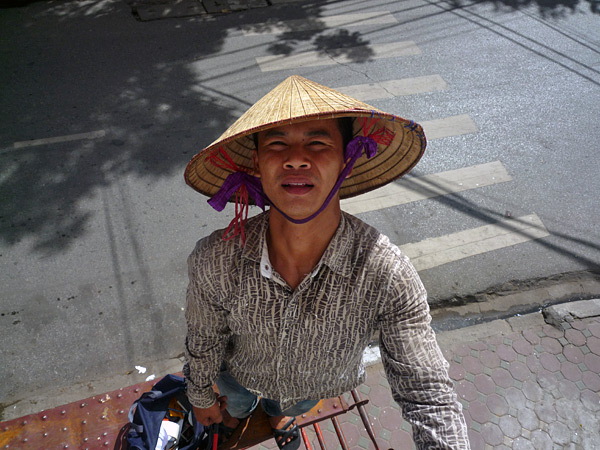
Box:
542, 324, 565, 338
486, 393, 509, 416
531, 429, 553, 449
523, 329, 541, 345
561, 360, 583, 382
512, 436, 532, 450
554, 397, 578, 421
522, 379, 544, 402
466, 428, 485, 450
517, 407, 539, 431
540, 336, 563, 354
588, 320, 600, 338
534, 400, 557, 423
558, 378, 581, 400
473, 373, 496, 395
462, 355, 484, 375
583, 352, 600, 374
368, 384, 393, 408
498, 414, 520, 439
504, 386, 527, 409
508, 360, 531, 382
456, 379, 479, 402
540, 352, 561, 372
563, 343, 585, 364
479, 349, 501, 369
466, 400, 490, 424
548, 421, 571, 446
452, 343, 472, 357
580, 389, 600, 412
449, 362, 466, 381
378, 406, 403, 431
587, 336, 600, 355
581, 370, 600, 391
565, 328, 587, 346
389, 428, 415, 449
470, 341, 488, 351
512, 338, 534, 356
571, 320, 589, 331
495, 344, 517, 362
481, 422, 504, 446
525, 353, 542, 373
491, 367, 514, 389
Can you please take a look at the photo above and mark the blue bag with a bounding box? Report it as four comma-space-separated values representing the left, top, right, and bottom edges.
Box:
127, 374, 213, 450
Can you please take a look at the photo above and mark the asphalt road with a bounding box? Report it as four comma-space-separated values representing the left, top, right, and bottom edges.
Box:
1, 0, 599, 410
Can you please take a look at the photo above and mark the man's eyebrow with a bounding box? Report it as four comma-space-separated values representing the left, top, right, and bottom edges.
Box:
305, 129, 333, 138
262, 128, 333, 138
263, 129, 286, 138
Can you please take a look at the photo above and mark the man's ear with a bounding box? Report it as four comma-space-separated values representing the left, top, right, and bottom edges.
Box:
251, 151, 261, 178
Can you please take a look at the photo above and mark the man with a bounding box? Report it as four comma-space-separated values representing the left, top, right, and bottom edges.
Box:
183, 75, 470, 449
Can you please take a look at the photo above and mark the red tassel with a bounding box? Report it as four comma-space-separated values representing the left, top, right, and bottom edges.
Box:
221, 184, 250, 245
206, 146, 252, 245
206, 146, 248, 173
358, 117, 395, 146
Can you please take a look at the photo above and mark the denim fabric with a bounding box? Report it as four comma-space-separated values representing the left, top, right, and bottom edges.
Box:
216, 369, 318, 419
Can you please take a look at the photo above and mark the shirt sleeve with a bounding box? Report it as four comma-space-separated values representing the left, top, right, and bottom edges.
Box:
183, 239, 232, 409
378, 254, 470, 450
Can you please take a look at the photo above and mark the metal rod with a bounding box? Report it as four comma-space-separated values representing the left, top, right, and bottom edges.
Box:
351, 389, 381, 450
301, 427, 313, 450
313, 422, 327, 449
331, 416, 349, 450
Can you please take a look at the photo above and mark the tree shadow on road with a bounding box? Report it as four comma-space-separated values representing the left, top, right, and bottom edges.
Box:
437, 0, 597, 17
0, 0, 379, 255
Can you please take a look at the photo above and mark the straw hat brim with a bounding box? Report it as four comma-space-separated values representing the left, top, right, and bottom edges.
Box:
185, 76, 426, 201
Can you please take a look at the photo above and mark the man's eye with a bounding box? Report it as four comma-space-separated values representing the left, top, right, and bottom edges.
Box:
309, 140, 327, 147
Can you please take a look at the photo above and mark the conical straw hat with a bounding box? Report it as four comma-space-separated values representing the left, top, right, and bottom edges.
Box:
185, 75, 426, 200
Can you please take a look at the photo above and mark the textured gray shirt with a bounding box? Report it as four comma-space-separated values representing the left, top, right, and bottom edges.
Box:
184, 211, 470, 449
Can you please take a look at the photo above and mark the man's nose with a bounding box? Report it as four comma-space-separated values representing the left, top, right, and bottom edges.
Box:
283, 145, 311, 169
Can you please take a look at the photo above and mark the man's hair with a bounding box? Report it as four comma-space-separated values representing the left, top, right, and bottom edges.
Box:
252, 118, 355, 153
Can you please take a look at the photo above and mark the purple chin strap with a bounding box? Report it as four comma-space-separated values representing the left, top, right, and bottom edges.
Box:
207, 135, 378, 225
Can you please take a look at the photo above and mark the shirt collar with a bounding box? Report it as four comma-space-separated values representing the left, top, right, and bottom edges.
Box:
242, 211, 355, 279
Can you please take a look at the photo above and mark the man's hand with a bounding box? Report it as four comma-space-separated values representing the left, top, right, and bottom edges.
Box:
193, 395, 228, 426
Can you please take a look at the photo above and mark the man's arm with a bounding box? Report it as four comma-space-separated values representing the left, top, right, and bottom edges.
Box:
378, 255, 470, 450
183, 240, 232, 415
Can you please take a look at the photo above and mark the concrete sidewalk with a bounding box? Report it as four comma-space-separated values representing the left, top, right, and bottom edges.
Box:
2, 299, 599, 449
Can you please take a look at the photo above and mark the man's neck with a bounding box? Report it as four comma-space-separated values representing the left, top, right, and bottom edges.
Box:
266, 206, 341, 290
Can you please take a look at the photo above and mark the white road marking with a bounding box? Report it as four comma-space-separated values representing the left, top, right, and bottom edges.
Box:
242, 12, 398, 35
342, 161, 511, 215
336, 75, 448, 100
256, 41, 421, 72
13, 130, 106, 149
400, 214, 550, 271
420, 114, 478, 140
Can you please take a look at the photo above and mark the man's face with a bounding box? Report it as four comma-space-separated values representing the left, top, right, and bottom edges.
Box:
253, 118, 346, 220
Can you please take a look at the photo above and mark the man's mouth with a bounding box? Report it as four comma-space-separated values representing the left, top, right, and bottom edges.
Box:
282, 182, 314, 194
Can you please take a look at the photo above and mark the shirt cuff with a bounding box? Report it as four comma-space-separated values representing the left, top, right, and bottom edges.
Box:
186, 382, 218, 409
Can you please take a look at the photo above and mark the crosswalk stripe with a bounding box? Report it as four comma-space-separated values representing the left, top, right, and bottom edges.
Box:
256, 41, 421, 72
242, 12, 398, 35
420, 114, 478, 140
12, 130, 106, 149
400, 214, 549, 271
336, 75, 448, 100
341, 161, 510, 215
